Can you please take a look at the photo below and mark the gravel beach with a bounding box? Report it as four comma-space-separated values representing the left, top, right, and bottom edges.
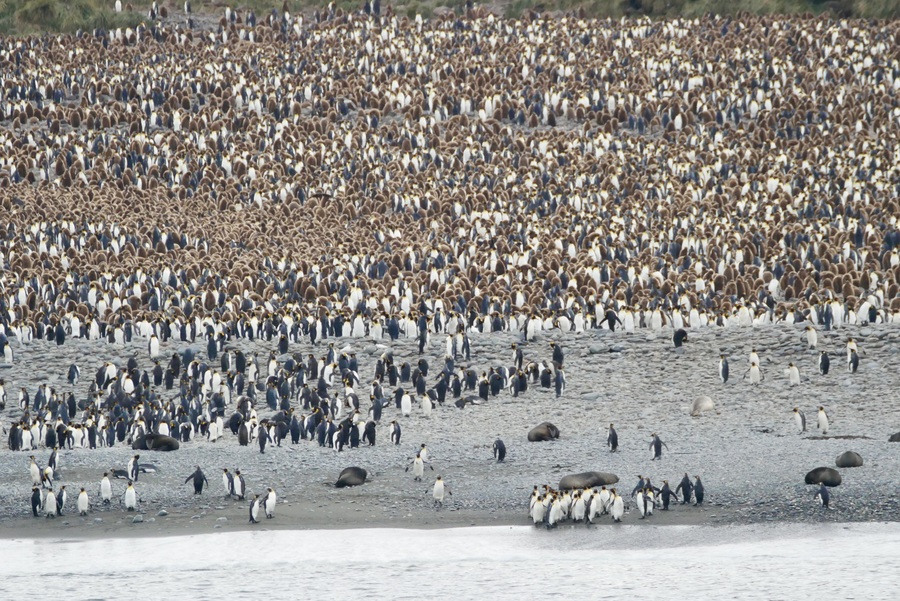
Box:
1, 321, 897, 539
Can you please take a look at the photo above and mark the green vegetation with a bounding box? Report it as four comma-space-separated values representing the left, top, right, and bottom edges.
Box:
0, 0, 143, 35
0, 0, 897, 37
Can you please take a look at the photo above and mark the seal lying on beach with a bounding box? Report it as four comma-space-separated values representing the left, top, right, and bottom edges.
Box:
335, 467, 367, 488
805, 467, 842, 487
132, 433, 180, 452
835, 451, 863, 468
558, 472, 619, 490
527, 422, 560, 442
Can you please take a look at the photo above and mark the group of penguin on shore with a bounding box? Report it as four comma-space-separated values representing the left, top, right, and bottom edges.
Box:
5, 306, 861, 525
529, 474, 705, 527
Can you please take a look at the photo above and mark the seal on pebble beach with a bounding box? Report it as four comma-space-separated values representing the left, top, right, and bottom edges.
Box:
835, 451, 863, 468
527, 422, 560, 442
558, 472, 619, 490
334, 466, 367, 488
805, 467, 842, 487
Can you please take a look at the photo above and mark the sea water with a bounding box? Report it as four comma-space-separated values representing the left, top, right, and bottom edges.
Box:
1, 523, 897, 600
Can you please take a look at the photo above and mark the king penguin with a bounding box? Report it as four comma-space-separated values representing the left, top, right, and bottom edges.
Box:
817, 407, 829, 435
492, 438, 506, 462
77, 488, 89, 516
793, 407, 807, 433
185, 466, 208, 494
718, 355, 729, 383
249, 495, 261, 523
607, 423, 618, 452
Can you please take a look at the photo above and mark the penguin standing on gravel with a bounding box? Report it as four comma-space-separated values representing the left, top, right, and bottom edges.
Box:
693, 476, 705, 505
31, 486, 42, 517
492, 438, 506, 462
659, 480, 677, 510
128, 455, 140, 482
185, 466, 208, 494
249, 495, 261, 523
607, 424, 618, 452
676, 473, 693, 504
222, 468, 234, 497
814, 483, 830, 508
649, 433, 668, 460
793, 407, 807, 433
718, 355, 729, 383
818, 352, 830, 375
550, 342, 564, 366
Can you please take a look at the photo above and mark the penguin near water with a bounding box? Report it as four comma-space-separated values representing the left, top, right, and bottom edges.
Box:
492, 438, 506, 462
31, 486, 42, 517
676, 473, 693, 505
100, 473, 112, 504
233, 470, 246, 500
659, 480, 677, 510
249, 495, 261, 523
77, 488, 89, 515
222, 468, 234, 498
432, 475, 451, 508
262, 488, 276, 518
185, 466, 208, 494
44, 487, 58, 518
56, 486, 67, 516
814, 483, 830, 508
693, 476, 705, 505
124, 481, 137, 511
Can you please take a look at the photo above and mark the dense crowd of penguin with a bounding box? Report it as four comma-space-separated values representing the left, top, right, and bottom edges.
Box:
1, 3, 898, 526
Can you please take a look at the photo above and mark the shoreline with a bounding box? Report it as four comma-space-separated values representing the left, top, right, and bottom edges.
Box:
0, 504, 880, 541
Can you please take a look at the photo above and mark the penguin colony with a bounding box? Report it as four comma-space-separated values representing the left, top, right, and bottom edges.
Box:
0, 6, 899, 528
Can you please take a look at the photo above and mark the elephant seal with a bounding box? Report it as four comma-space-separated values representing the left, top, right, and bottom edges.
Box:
690, 395, 715, 416
889, 432, 900, 442
558, 472, 619, 490
805, 467, 842, 487
527, 422, 560, 442
132, 433, 180, 451
835, 451, 863, 468
335, 467, 367, 488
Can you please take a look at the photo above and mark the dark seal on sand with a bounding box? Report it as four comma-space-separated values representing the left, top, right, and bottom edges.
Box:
889, 432, 900, 442
835, 451, 863, 468
335, 467, 367, 488
805, 467, 842, 487
527, 422, 560, 442
558, 472, 619, 490
132, 433, 180, 452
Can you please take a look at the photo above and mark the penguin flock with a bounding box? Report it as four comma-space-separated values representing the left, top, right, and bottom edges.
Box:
1, 6, 898, 527
528, 473, 705, 527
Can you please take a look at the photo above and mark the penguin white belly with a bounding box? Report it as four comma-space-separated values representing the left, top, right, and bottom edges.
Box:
400, 395, 412, 417
611, 496, 624, 521
124, 488, 136, 510
532, 501, 545, 524
422, 396, 432, 417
